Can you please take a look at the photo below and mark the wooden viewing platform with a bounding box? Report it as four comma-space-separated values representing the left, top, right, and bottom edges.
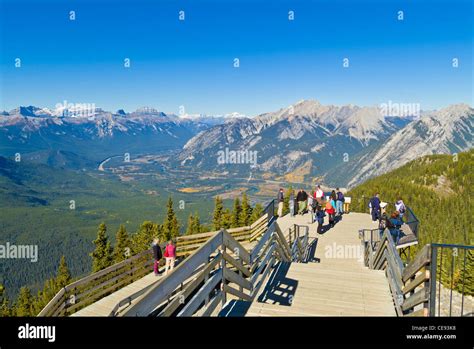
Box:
42, 200, 449, 317
245, 212, 396, 316
74, 212, 396, 317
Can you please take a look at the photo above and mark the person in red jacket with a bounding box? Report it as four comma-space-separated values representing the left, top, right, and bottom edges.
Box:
164, 240, 176, 276
325, 200, 336, 227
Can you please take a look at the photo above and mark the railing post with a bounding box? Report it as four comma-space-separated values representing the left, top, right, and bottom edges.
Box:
220, 230, 227, 309
289, 227, 292, 247
429, 245, 437, 316
204, 257, 210, 307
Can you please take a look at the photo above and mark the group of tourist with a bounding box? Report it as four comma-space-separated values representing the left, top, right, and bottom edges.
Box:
368, 193, 407, 245
277, 186, 347, 234
152, 239, 176, 276
277, 188, 409, 245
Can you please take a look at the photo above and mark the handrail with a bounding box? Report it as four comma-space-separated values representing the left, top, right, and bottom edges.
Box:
361, 229, 432, 316
117, 219, 310, 317
38, 249, 153, 317
362, 233, 474, 317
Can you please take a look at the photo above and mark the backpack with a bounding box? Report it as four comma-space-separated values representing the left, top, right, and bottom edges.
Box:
337, 192, 344, 202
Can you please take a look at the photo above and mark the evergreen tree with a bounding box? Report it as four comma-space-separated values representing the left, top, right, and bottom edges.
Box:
456, 249, 474, 295
132, 221, 159, 254
213, 196, 224, 230
283, 186, 293, 215
231, 197, 242, 228
250, 203, 264, 224
240, 192, 252, 226
90, 223, 113, 272
113, 225, 130, 262
33, 278, 57, 315
0, 284, 11, 317
15, 286, 33, 317
56, 256, 71, 289
192, 212, 202, 234
163, 197, 179, 240
186, 213, 195, 235
221, 208, 232, 229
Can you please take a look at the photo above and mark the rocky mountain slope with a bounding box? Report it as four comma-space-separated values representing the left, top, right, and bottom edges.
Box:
175, 100, 419, 180
344, 104, 473, 187
0, 106, 226, 162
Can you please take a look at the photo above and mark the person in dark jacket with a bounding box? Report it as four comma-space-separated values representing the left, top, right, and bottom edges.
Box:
336, 188, 344, 215
296, 189, 308, 215
370, 193, 381, 221
389, 212, 404, 245
315, 205, 326, 234
152, 238, 162, 276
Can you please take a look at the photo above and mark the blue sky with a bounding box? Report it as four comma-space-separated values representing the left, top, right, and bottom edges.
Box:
0, 0, 472, 116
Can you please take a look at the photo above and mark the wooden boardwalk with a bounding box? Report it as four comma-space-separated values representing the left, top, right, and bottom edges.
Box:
73, 212, 396, 317
246, 212, 396, 316
72, 271, 161, 316
72, 241, 257, 317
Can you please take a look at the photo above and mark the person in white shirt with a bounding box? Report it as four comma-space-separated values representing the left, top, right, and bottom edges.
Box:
315, 185, 324, 204
395, 197, 406, 219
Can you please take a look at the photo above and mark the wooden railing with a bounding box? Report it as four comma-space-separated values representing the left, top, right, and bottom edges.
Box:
175, 213, 269, 257
38, 249, 153, 317
118, 220, 310, 317
287, 224, 310, 262
38, 199, 303, 318
39, 201, 276, 317
361, 229, 433, 316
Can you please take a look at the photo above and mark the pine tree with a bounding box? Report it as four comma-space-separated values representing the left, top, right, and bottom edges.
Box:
163, 197, 179, 240
283, 186, 293, 215
240, 192, 252, 226
132, 221, 159, 254
231, 197, 242, 228
192, 212, 202, 234
213, 196, 224, 230
33, 278, 57, 315
91, 223, 113, 272
186, 213, 195, 235
15, 286, 33, 317
456, 249, 474, 296
113, 225, 130, 262
221, 208, 232, 229
56, 256, 71, 289
0, 284, 11, 317
250, 203, 264, 224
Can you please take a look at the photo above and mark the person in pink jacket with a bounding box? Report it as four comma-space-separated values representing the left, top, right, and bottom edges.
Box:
164, 240, 176, 276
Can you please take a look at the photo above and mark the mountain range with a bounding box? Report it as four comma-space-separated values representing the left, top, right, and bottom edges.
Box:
0, 106, 226, 161
175, 100, 473, 187
1, 100, 472, 187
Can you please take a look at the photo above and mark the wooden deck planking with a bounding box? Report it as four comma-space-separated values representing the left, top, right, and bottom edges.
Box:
72, 272, 161, 317
247, 212, 396, 316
